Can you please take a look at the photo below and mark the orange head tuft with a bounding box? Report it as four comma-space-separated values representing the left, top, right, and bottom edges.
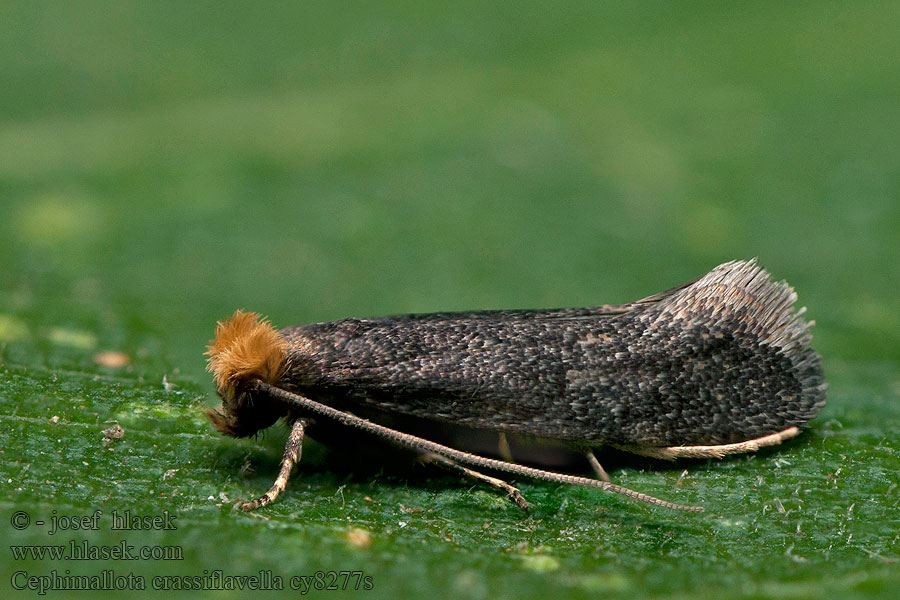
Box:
205, 310, 290, 437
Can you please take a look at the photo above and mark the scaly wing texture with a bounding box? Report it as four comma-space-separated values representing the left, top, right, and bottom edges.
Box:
280, 260, 826, 447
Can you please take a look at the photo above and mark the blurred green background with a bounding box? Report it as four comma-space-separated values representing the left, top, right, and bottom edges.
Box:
1, 1, 898, 599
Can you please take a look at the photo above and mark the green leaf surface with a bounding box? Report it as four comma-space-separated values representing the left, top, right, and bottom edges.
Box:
2, 2, 898, 599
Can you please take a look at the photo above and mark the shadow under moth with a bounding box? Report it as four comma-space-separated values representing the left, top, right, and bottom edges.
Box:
205, 259, 826, 513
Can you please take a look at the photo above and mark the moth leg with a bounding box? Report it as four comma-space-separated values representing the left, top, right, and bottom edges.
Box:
585, 450, 611, 483
626, 427, 802, 460
420, 452, 530, 511
238, 418, 307, 511
497, 432, 514, 463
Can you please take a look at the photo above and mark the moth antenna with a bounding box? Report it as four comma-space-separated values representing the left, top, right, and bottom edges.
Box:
253, 381, 703, 512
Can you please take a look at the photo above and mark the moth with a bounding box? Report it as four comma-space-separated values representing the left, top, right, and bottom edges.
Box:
205, 259, 826, 512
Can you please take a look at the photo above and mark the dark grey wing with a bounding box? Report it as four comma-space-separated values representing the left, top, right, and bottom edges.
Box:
282, 260, 825, 447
